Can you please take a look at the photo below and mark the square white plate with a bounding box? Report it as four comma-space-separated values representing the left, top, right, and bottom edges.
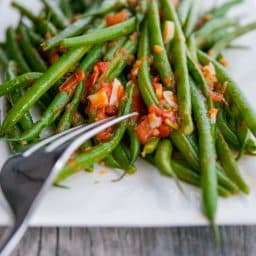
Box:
0, 0, 256, 227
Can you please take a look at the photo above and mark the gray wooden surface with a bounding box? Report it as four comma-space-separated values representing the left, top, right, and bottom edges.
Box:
0, 226, 255, 256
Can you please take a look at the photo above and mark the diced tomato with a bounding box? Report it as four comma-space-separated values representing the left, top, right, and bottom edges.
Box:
132, 93, 147, 115
106, 10, 129, 26
95, 108, 107, 121
208, 90, 224, 102
49, 53, 59, 64
86, 62, 109, 93
86, 70, 99, 91
101, 82, 113, 100
153, 76, 160, 84
59, 70, 85, 93
162, 109, 177, 121
158, 124, 171, 138
148, 105, 162, 116
105, 105, 118, 116
135, 118, 154, 144
96, 61, 109, 73
117, 85, 124, 99
88, 88, 108, 108
96, 127, 113, 142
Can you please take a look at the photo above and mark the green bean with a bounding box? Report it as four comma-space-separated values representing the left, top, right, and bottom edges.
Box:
198, 50, 256, 138
127, 126, 140, 165
6, 27, 30, 73
171, 133, 198, 169
26, 27, 44, 45
38, 93, 53, 111
104, 155, 121, 169
217, 111, 240, 149
195, 18, 237, 46
147, 151, 230, 197
72, 111, 85, 127
57, 82, 84, 133
209, 22, 256, 57
154, 139, 184, 192
154, 139, 176, 177
245, 138, 256, 155
141, 138, 159, 158
148, 0, 173, 88
235, 117, 251, 160
227, 44, 251, 50
198, 27, 232, 50
1, 46, 91, 133
59, 0, 73, 19
170, 132, 239, 193
41, 17, 93, 50
233, 105, 256, 156
11, 1, 57, 36
80, 44, 104, 73
0, 42, 6, 49
216, 129, 249, 194
190, 80, 217, 225
80, 0, 126, 18
208, 0, 244, 17
8, 89, 75, 142
6, 61, 34, 132
178, 0, 192, 26
79, 138, 92, 152
172, 160, 230, 198
187, 34, 198, 63
6, 65, 24, 153
42, 0, 69, 29
7, 40, 99, 138
95, 38, 137, 90
0, 72, 42, 97
61, 18, 136, 48
71, 0, 87, 13
104, 37, 126, 61
135, 0, 148, 25
183, 0, 199, 37
55, 82, 134, 183
137, 22, 158, 106
41, 3, 103, 50
17, 24, 47, 72
113, 144, 135, 172
187, 51, 213, 109
0, 48, 8, 66
161, 0, 193, 134
4, 102, 23, 153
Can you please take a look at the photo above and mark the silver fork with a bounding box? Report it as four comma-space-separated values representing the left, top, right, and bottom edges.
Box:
0, 112, 137, 256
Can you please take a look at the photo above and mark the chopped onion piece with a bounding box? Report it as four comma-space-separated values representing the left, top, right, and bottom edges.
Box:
148, 113, 162, 129
163, 21, 175, 44
110, 78, 122, 106
88, 90, 108, 108
163, 91, 177, 109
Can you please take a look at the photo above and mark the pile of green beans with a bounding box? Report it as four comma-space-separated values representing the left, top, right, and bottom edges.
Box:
0, 0, 256, 235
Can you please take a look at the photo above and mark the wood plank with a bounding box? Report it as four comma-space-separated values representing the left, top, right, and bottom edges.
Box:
0, 226, 255, 256
38, 228, 58, 256
11, 228, 40, 256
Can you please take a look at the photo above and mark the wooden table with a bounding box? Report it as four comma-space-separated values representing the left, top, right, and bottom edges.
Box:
1, 226, 255, 255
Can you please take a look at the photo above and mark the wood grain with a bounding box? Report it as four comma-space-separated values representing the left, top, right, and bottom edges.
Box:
0, 226, 253, 256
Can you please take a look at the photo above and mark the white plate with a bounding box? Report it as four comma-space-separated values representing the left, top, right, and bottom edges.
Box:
0, 0, 256, 227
